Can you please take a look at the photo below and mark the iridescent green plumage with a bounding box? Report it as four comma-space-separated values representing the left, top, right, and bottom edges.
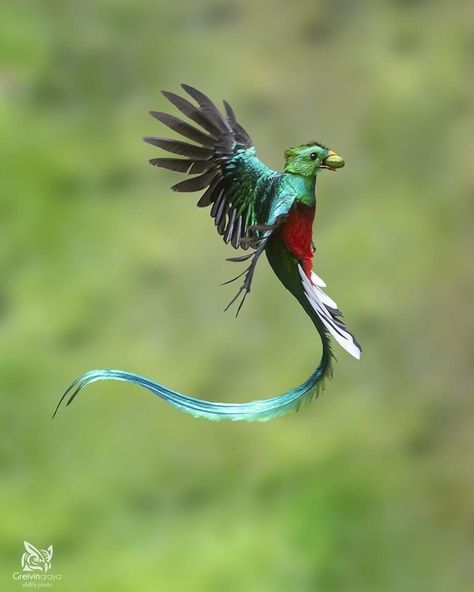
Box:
54, 85, 361, 422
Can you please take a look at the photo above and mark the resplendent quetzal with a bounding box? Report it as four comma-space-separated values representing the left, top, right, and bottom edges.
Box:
54, 85, 361, 422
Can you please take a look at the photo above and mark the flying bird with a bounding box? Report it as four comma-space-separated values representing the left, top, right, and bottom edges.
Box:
54, 84, 361, 422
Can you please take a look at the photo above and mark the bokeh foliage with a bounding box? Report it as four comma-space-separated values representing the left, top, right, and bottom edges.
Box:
1, 1, 473, 590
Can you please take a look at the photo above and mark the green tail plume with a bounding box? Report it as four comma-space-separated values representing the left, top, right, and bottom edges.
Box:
53, 242, 334, 422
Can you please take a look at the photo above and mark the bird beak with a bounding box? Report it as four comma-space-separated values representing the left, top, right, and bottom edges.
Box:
321, 150, 345, 171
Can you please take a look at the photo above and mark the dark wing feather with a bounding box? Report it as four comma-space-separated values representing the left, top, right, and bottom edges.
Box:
232, 215, 243, 249
143, 137, 212, 160
197, 181, 223, 208
149, 158, 212, 174
161, 91, 221, 136
209, 187, 225, 215
181, 84, 232, 133
171, 170, 218, 193
149, 112, 215, 147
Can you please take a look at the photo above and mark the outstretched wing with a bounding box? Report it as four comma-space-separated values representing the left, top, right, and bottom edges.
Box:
145, 84, 281, 250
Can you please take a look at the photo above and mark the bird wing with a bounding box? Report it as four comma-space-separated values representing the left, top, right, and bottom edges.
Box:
145, 84, 281, 250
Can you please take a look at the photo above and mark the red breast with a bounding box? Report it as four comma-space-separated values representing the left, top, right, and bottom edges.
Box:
281, 203, 315, 278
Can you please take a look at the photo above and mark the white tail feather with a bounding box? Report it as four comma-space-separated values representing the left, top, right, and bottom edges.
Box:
300, 265, 361, 360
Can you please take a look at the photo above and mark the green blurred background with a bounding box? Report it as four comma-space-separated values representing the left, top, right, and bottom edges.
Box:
1, 1, 473, 590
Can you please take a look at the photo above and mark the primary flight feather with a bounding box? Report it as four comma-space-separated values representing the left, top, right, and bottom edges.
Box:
54, 84, 361, 422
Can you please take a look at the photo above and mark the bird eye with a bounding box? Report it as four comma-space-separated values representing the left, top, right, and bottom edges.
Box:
310, 152, 317, 161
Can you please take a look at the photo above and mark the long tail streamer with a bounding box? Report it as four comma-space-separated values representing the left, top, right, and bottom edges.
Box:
53, 350, 332, 422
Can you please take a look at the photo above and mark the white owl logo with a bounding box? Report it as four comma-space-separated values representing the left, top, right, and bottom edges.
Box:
21, 541, 53, 572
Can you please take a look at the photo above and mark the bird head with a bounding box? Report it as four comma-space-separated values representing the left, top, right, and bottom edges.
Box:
284, 142, 345, 177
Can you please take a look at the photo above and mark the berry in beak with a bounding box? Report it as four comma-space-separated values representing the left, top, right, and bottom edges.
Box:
321, 150, 345, 171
